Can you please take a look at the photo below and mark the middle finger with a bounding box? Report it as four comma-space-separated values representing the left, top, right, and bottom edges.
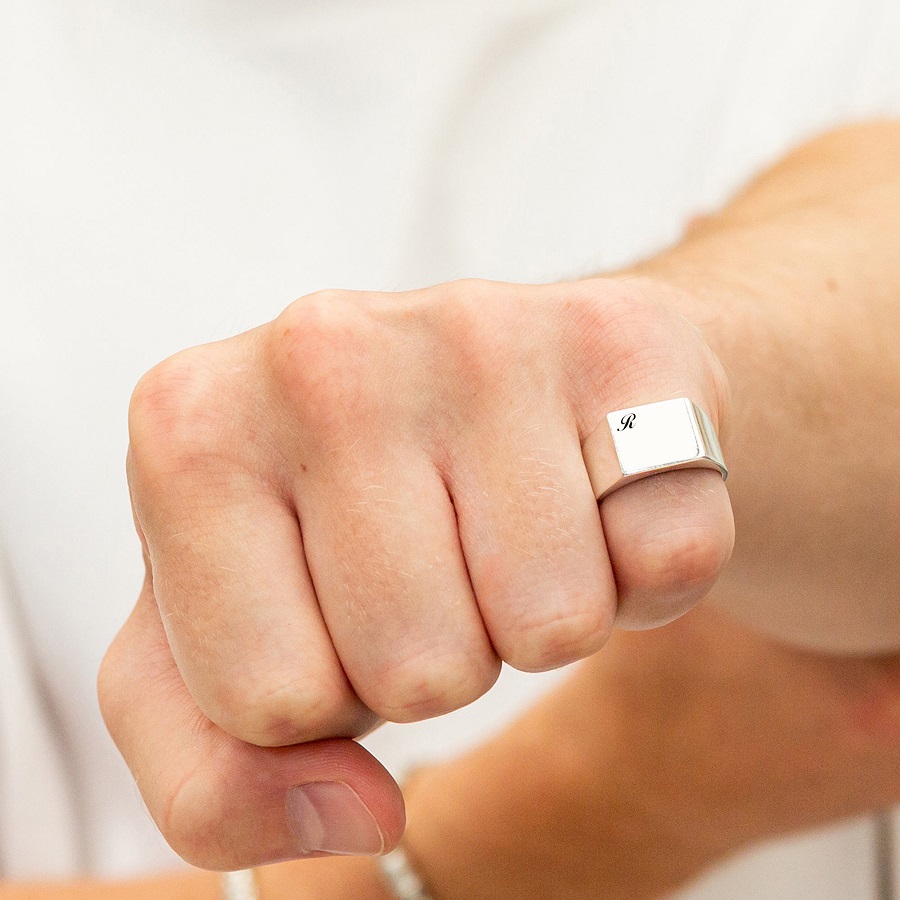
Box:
295, 442, 501, 723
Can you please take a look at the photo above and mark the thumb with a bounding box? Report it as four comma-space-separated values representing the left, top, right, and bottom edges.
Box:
98, 577, 404, 870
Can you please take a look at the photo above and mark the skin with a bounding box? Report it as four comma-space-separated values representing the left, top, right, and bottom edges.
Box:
100, 119, 900, 870
102, 213, 733, 863
8, 119, 898, 894
631, 121, 900, 654
396, 603, 900, 900
11, 602, 900, 899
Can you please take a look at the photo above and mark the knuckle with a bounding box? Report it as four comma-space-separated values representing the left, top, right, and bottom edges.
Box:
267, 291, 377, 433
499, 600, 614, 673
128, 348, 228, 482
577, 282, 675, 360
364, 644, 500, 723
611, 470, 734, 627
639, 517, 732, 592
622, 520, 732, 626
565, 281, 698, 399
208, 669, 354, 747
156, 766, 232, 869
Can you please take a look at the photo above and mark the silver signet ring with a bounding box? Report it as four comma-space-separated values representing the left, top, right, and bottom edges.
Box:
582, 397, 727, 501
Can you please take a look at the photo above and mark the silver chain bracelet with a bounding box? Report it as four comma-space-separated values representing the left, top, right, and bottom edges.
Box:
378, 843, 436, 900
219, 850, 435, 900
221, 869, 261, 900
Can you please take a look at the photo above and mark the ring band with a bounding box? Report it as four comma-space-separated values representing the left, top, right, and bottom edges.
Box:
379, 844, 436, 899
582, 397, 727, 500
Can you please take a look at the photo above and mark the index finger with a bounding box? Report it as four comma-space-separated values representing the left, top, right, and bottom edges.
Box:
126, 344, 375, 747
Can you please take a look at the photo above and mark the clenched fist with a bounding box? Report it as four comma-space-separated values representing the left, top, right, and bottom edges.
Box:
99, 277, 733, 869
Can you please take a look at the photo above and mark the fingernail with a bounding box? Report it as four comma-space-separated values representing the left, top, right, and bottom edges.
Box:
285, 782, 384, 856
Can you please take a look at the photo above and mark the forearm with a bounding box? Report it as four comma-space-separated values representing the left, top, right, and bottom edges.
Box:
622, 119, 900, 651
399, 680, 712, 900
390, 603, 900, 900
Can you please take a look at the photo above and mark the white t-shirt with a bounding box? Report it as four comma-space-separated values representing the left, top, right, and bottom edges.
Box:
1, 0, 899, 894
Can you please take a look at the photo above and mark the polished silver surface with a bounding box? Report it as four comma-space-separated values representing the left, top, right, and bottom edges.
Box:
582, 397, 727, 500
221, 870, 261, 900
379, 844, 435, 900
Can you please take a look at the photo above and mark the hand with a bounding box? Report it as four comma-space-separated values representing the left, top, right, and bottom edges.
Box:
99, 277, 733, 869
396, 603, 900, 900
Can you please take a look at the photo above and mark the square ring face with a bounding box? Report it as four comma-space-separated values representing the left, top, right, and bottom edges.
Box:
607, 397, 703, 476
